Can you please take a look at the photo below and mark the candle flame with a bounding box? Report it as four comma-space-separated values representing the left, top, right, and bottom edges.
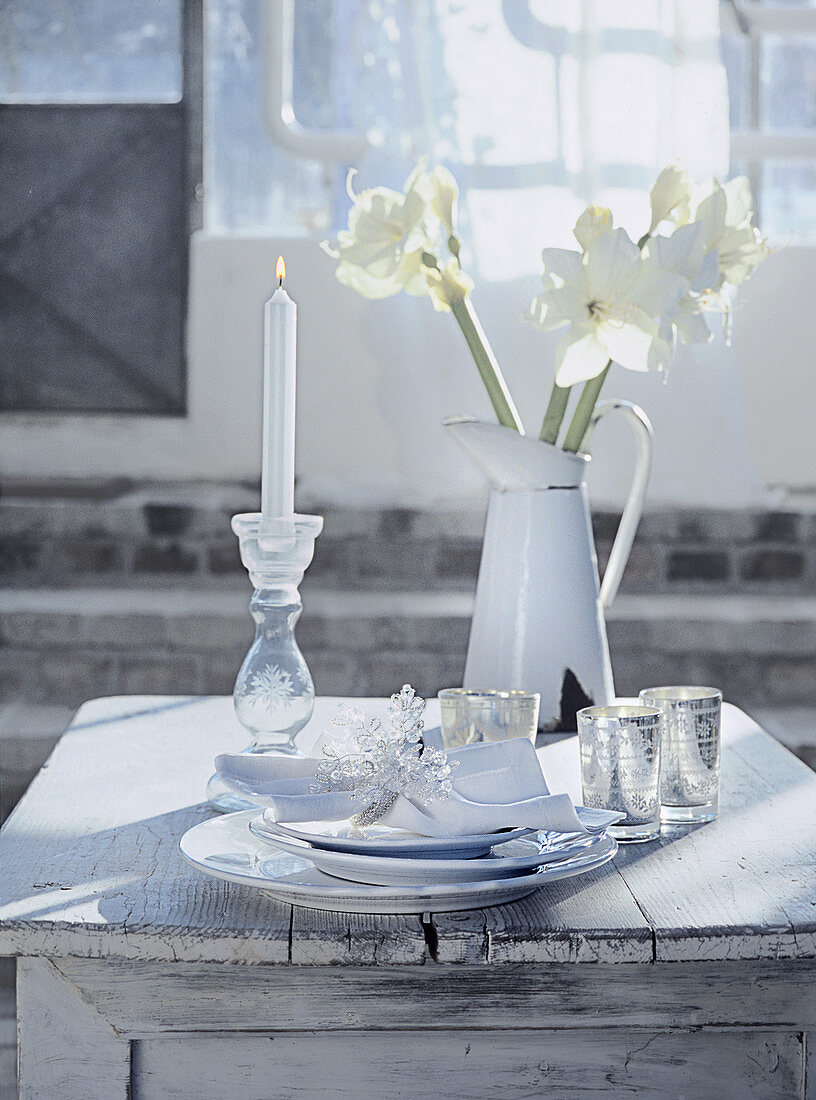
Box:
276, 256, 286, 284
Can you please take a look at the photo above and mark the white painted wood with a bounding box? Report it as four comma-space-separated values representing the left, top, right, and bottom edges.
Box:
0, 696, 425, 965
53, 958, 816, 1035
16, 958, 129, 1100
2, 697, 815, 1099
288, 908, 427, 965
132, 1028, 804, 1099
610, 705, 816, 962
432, 705, 816, 964
0, 985, 17, 1100
430, 866, 652, 964
2, 697, 815, 967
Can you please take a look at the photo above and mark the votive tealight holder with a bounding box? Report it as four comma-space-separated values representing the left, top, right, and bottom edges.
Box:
438, 689, 540, 749
639, 686, 722, 824
577, 704, 662, 843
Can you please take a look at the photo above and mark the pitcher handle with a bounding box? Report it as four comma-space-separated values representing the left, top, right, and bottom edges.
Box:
589, 400, 654, 610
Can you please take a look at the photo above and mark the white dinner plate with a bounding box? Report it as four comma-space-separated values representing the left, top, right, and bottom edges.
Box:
179, 810, 618, 914
248, 816, 609, 885
260, 805, 623, 859
261, 813, 534, 858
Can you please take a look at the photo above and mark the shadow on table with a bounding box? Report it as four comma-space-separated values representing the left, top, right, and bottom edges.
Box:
610, 822, 709, 870
0, 803, 219, 924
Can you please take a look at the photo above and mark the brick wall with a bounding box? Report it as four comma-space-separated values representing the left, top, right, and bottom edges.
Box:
1, 486, 815, 594
0, 483, 814, 724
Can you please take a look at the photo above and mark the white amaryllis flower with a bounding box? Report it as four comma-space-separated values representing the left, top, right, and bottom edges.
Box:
321, 165, 437, 300
693, 177, 767, 288
425, 258, 474, 312
428, 165, 459, 237
322, 159, 521, 429
643, 221, 720, 356
528, 228, 687, 386
321, 162, 470, 306
648, 164, 693, 234
574, 205, 613, 250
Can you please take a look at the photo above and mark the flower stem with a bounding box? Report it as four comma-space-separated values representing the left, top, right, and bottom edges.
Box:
562, 362, 611, 453
450, 297, 524, 433
539, 383, 571, 444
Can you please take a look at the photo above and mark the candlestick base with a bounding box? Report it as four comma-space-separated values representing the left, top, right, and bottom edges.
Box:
207, 511, 323, 813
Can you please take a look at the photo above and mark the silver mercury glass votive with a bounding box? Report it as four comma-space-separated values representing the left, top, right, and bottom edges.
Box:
639, 686, 722, 824
577, 704, 662, 843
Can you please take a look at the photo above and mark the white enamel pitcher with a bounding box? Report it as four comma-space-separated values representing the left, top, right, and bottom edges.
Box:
445, 401, 653, 730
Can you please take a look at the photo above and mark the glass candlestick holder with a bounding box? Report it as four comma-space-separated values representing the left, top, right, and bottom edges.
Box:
206, 511, 323, 812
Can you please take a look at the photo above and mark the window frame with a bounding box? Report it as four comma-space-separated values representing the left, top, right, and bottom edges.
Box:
722, 0, 816, 225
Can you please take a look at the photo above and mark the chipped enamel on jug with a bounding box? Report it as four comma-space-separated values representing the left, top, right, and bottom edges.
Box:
445, 401, 653, 731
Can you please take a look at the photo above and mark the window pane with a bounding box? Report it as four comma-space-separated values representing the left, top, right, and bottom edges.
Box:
721, 32, 750, 130
207, 0, 729, 239
292, 0, 337, 131
206, 0, 444, 234
761, 35, 816, 130
205, 0, 330, 234
0, 0, 182, 104
762, 159, 816, 242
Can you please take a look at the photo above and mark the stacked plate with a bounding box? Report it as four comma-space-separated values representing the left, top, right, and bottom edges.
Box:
179, 806, 621, 914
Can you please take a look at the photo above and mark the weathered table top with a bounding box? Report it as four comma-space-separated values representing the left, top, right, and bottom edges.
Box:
1, 695, 815, 968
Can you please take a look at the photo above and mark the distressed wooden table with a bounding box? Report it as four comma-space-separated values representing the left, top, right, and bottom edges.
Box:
1, 695, 815, 1099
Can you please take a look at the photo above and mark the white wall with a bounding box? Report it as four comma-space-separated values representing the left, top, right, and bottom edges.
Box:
1, 233, 808, 510
733, 247, 816, 494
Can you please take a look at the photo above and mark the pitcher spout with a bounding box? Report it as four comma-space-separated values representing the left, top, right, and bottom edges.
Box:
443, 415, 588, 490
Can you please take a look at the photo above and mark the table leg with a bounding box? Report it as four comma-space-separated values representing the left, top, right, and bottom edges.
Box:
17, 958, 130, 1099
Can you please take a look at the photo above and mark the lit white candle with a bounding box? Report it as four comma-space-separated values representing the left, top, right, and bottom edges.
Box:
261, 256, 297, 521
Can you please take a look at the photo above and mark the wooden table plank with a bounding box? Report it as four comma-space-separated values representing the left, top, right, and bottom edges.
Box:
2, 696, 815, 968
430, 867, 653, 964
133, 1028, 803, 1100
17, 958, 130, 1100
55, 958, 816, 1034
288, 909, 427, 965
507, 705, 816, 964
612, 705, 816, 961
430, 729, 654, 963
0, 695, 426, 964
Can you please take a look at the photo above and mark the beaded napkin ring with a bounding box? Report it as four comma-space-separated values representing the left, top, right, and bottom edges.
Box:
311, 685, 457, 828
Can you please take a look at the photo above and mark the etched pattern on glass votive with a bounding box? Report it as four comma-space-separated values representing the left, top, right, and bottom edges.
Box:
578, 705, 662, 843
639, 686, 722, 824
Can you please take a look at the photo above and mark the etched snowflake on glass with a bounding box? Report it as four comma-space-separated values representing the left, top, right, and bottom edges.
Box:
242, 664, 296, 711
311, 685, 457, 823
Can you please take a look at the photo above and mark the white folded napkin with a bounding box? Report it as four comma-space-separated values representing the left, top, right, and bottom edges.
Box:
215, 737, 589, 838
